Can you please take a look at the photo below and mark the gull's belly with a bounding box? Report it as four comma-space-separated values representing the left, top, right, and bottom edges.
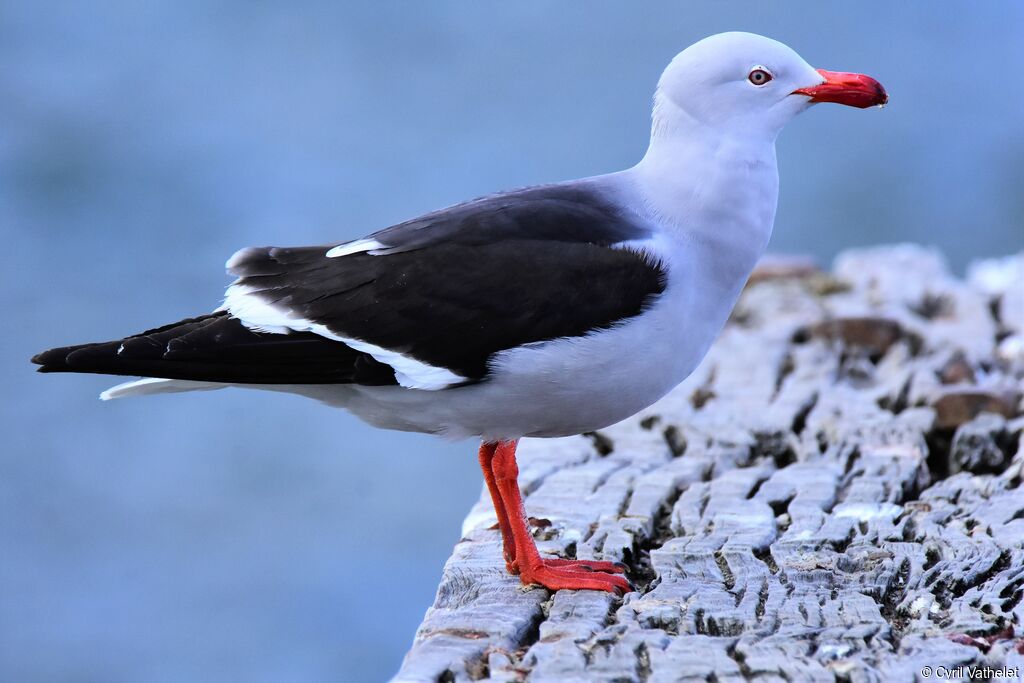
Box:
476, 291, 703, 437
308, 328, 698, 441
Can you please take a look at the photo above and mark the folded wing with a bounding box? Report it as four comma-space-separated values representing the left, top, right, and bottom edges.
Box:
33, 183, 667, 390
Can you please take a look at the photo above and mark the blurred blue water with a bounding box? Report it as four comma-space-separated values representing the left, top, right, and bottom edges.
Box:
2, 3, 1022, 681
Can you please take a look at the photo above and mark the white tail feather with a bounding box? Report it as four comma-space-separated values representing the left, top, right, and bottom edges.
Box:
100, 378, 225, 401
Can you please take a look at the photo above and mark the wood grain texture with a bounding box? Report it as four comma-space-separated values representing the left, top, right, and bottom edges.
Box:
398, 246, 1024, 683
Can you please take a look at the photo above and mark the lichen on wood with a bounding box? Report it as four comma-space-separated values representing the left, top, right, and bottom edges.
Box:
397, 246, 1024, 683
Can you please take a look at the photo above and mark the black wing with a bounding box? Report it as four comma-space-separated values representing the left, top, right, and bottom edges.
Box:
227, 183, 666, 382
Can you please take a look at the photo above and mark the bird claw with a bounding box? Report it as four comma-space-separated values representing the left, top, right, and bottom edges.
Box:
519, 558, 633, 594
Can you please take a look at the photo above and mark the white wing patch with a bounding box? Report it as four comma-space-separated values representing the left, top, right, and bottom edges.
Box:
326, 238, 386, 258
331, 335, 468, 390
217, 284, 298, 334
220, 283, 467, 390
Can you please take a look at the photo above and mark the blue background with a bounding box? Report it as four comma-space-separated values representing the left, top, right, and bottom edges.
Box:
2, 3, 1022, 681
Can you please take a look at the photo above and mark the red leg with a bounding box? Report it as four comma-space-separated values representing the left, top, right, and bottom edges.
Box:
488, 440, 632, 594
479, 442, 622, 576
478, 441, 519, 573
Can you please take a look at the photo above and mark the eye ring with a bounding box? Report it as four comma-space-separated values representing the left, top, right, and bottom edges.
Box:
748, 67, 773, 86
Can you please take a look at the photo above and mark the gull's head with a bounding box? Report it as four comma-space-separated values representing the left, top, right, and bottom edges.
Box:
653, 32, 887, 141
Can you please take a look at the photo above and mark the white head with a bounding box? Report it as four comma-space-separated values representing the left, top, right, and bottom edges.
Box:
652, 32, 887, 142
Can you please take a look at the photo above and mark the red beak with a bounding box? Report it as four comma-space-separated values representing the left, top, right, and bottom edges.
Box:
792, 69, 888, 109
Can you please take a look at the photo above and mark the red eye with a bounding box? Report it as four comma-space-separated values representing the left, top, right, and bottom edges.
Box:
748, 68, 773, 86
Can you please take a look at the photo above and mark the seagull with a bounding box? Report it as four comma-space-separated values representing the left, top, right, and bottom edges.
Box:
32, 32, 887, 594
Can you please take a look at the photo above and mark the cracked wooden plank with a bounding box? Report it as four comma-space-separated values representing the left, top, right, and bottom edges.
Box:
397, 247, 1024, 683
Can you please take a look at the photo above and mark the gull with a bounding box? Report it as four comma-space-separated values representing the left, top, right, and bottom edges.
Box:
33, 32, 887, 594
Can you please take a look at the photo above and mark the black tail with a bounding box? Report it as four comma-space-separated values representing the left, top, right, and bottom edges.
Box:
32, 311, 398, 386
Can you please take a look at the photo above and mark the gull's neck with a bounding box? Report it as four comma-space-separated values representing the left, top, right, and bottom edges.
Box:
629, 93, 780, 253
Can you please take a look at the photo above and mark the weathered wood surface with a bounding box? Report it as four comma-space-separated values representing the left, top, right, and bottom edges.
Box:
398, 245, 1024, 683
